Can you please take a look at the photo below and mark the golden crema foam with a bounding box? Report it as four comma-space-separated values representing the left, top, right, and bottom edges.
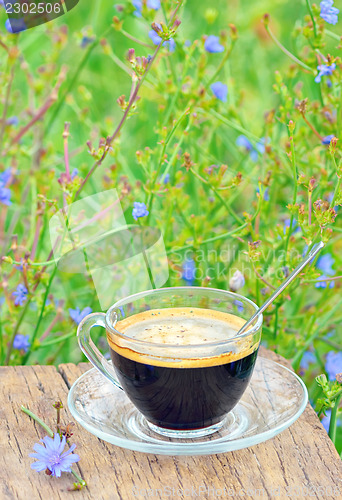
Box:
107, 307, 259, 368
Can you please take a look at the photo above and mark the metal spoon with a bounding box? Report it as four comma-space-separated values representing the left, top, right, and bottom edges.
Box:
237, 241, 325, 335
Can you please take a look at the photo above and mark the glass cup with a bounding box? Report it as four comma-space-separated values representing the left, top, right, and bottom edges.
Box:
77, 287, 262, 438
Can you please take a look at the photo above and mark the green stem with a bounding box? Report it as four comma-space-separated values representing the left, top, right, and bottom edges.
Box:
0, 64, 15, 150
0, 318, 3, 365
21, 406, 54, 437
273, 305, 279, 339
12, 224, 140, 268
292, 297, 342, 369
21, 406, 86, 486
146, 109, 190, 214
36, 331, 75, 348
120, 29, 154, 49
329, 153, 341, 208
284, 131, 298, 264
305, 0, 317, 38
264, 24, 313, 72
316, 336, 342, 350
206, 40, 237, 90
5, 299, 31, 365
22, 267, 58, 364
46, 29, 110, 133
162, 44, 195, 126
137, 220, 156, 288
166, 222, 248, 254
189, 168, 243, 225
328, 392, 342, 444
325, 29, 341, 41
70, 470, 87, 486
208, 109, 261, 143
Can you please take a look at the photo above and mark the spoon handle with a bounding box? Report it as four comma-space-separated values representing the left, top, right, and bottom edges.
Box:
237, 241, 324, 335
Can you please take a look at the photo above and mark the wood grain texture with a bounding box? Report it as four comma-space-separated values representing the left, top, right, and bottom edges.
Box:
1, 348, 342, 500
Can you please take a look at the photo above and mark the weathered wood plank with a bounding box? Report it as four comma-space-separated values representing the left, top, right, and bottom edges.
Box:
0, 365, 92, 499
1, 348, 341, 500
57, 348, 342, 500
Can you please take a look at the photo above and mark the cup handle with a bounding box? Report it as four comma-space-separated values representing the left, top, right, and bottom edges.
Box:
77, 312, 123, 390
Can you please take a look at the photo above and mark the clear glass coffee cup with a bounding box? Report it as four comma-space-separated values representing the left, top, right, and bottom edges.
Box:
77, 287, 262, 438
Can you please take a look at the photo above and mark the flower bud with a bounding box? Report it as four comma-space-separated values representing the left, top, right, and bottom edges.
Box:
229, 24, 238, 41
127, 48, 135, 62
288, 120, 295, 133
263, 13, 270, 26
112, 16, 122, 31
151, 22, 162, 35
229, 270, 245, 292
308, 177, 316, 192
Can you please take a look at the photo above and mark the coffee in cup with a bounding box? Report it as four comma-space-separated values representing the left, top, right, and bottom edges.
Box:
108, 307, 258, 431
77, 287, 262, 437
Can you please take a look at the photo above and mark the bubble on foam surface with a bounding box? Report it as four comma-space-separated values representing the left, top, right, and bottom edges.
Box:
116, 307, 244, 345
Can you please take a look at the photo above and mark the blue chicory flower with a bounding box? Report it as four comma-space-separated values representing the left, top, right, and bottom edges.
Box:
0, 186, 11, 205
81, 36, 95, 48
132, 0, 142, 16
321, 410, 332, 432
236, 135, 254, 156
315, 63, 336, 83
236, 135, 265, 162
315, 254, 335, 289
182, 258, 196, 285
147, 0, 160, 9
315, 276, 334, 289
0, 168, 12, 186
6, 116, 18, 126
162, 173, 170, 184
30, 433, 80, 477
132, 0, 160, 16
321, 409, 341, 433
327, 191, 339, 212
257, 187, 269, 201
69, 306, 92, 325
210, 82, 228, 102
149, 25, 175, 52
204, 35, 224, 53
322, 135, 335, 145
325, 351, 342, 380
283, 218, 300, 235
317, 254, 335, 275
5, 18, 27, 33
71, 168, 78, 180
255, 138, 266, 154
12, 284, 28, 306
320, 0, 339, 25
300, 351, 316, 370
13, 334, 31, 353
0, 168, 12, 206
233, 300, 244, 314
132, 201, 149, 221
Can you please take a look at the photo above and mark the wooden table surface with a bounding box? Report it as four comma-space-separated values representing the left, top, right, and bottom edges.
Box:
1, 347, 342, 500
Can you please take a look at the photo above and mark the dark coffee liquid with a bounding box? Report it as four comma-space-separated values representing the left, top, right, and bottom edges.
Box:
108, 308, 258, 430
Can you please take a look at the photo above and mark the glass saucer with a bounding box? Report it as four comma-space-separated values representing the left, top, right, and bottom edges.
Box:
67, 356, 308, 456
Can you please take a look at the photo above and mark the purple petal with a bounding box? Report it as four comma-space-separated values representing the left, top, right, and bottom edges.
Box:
56, 434, 66, 454
52, 465, 62, 477
31, 461, 48, 472
61, 443, 77, 457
